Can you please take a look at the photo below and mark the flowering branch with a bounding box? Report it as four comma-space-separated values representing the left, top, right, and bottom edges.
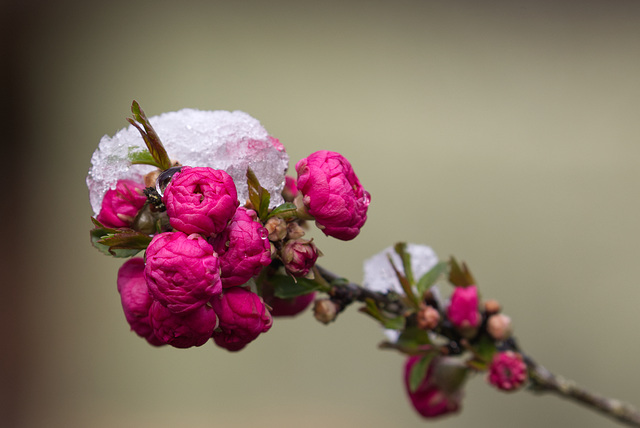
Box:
86, 101, 640, 426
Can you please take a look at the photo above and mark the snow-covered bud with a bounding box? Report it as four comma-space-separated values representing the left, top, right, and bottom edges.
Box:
488, 351, 528, 391
96, 179, 147, 228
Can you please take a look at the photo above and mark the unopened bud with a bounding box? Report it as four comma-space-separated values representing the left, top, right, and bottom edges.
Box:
486, 314, 512, 341
281, 238, 320, 277
286, 222, 306, 240
282, 176, 298, 202
484, 299, 501, 315
144, 169, 161, 188
487, 351, 527, 391
417, 304, 440, 330
264, 217, 287, 241
313, 299, 339, 324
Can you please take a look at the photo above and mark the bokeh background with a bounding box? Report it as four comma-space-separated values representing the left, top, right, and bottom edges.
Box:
3, 1, 640, 427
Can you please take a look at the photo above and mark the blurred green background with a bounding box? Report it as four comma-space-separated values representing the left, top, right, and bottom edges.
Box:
3, 1, 640, 427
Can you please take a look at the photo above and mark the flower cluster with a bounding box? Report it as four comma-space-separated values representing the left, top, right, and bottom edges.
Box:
362, 244, 527, 419
89, 102, 370, 351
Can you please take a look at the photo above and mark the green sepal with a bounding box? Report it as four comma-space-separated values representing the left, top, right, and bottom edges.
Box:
90, 217, 151, 258
246, 167, 271, 220
270, 274, 320, 299
448, 256, 476, 287
127, 100, 172, 171
416, 261, 449, 298
266, 202, 298, 220
128, 147, 162, 168
359, 298, 406, 330
409, 353, 436, 393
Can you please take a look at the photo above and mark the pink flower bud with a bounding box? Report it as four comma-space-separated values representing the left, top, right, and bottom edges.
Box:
417, 304, 440, 330
210, 287, 273, 351
282, 176, 298, 202
488, 351, 528, 391
116, 258, 164, 346
447, 285, 480, 330
295, 150, 370, 241
404, 356, 465, 418
486, 313, 512, 341
281, 238, 320, 277
149, 300, 218, 348
313, 298, 339, 324
96, 179, 147, 228
210, 207, 272, 287
163, 166, 239, 237
144, 231, 222, 314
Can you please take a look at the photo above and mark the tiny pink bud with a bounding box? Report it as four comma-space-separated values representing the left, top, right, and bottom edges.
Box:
295, 150, 370, 241
116, 258, 164, 346
488, 351, 528, 391
313, 299, 339, 324
282, 176, 298, 202
484, 299, 501, 315
417, 304, 440, 330
96, 179, 147, 228
163, 166, 239, 237
280, 238, 320, 277
447, 285, 480, 332
144, 231, 222, 314
149, 301, 218, 348
210, 207, 272, 287
486, 314, 512, 341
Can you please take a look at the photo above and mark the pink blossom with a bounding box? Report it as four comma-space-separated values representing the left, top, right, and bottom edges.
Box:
447, 285, 480, 330
96, 179, 147, 228
163, 166, 239, 237
210, 287, 273, 351
116, 258, 164, 346
210, 207, 272, 287
404, 356, 465, 419
488, 351, 528, 391
280, 238, 320, 277
144, 231, 222, 314
295, 150, 370, 241
149, 300, 218, 348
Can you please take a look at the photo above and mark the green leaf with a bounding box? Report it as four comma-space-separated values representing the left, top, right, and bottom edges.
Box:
127, 100, 172, 170
449, 256, 476, 287
467, 334, 498, 371
394, 242, 414, 285
89, 217, 152, 258
387, 255, 419, 309
416, 261, 449, 298
246, 167, 271, 220
397, 326, 432, 350
266, 202, 298, 220
409, 354, 436, 393
359, 298, 406, 330
270, 274, 320, 299
128, 148, 162, 168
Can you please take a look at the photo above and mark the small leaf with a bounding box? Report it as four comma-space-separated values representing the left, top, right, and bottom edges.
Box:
409, 354, 436, 393
387, 255, 419, 309
246, 167, 271, 220
449, 256, 476, 287
90, 217, 152, 258
397, 326, 432, 350
416, 261, 449, 298
270, 274, 320, 299
467, 334, 498, 371
394, 242, 414, 285
128, 100, 172, 170
359, 299, 406, 330
128, 148, 162, 168
266, 202, 298, 220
